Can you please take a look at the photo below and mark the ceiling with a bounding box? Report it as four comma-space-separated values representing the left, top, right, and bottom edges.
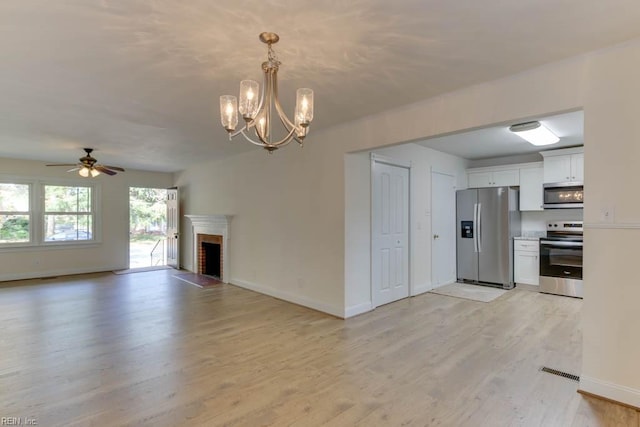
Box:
418, 110, 584, 160
1, 1, 640, 172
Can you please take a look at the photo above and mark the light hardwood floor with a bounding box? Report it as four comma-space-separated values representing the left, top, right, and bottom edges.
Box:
0, 270, 637, 426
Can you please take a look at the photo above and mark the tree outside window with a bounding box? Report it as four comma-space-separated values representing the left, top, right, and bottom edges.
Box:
0, 183, 30, 243
44, 185, 93, 242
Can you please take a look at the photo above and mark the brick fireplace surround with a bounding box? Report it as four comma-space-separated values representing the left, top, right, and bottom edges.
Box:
196, 233, 223, 278
185, 215, 232, 283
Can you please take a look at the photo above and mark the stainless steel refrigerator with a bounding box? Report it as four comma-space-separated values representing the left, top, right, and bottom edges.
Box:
456, 187, 521, 289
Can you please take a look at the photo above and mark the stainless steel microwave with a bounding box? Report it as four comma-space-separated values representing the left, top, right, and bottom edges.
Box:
543, 182, 584, 209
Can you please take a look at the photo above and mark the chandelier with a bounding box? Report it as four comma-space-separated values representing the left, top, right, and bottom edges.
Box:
219, 32, 314, 153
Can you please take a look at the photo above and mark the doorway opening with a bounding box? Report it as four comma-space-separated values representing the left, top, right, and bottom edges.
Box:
129, 187, 168, 268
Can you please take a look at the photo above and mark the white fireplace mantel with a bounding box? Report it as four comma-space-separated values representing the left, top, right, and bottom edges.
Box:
185, 214, 232, 282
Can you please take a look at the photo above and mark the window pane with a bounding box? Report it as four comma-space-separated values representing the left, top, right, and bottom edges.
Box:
44, 214, 92, 241
45, 186, 91, 213
0, 183, 29, 211
0, 214, 30, 243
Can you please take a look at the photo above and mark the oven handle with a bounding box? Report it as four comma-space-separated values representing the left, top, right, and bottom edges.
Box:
540, 240, 583, 248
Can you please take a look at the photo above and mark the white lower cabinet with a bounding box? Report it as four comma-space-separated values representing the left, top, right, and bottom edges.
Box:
514, 239, 539, 286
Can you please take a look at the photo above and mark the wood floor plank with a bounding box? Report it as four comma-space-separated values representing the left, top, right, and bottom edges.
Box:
0, 270, 638, 426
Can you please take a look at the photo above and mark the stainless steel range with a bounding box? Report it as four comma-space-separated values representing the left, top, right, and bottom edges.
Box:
539, 221, 583, 298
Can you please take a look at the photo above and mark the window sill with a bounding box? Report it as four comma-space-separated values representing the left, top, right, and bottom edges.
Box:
0, 241, 101, 253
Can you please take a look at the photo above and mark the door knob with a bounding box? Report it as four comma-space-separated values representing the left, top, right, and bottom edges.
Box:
433, 234, 439, 239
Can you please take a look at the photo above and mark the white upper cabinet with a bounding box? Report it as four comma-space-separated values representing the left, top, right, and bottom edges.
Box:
541, 147, 584, 183
519, 165, 544, 211
467, 171, 492, 188
467, 168, 519, 188
492, 169, 520, 186
571, 153, 584, 182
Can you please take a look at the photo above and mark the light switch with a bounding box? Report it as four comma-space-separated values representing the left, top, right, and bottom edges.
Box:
600, 205, 615, 223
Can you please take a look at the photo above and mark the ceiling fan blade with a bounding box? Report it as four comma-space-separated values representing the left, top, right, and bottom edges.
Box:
103, 165, 125, 172
94, 165, 117, 176
67, 167, 81, 172
46, 163, 78, 167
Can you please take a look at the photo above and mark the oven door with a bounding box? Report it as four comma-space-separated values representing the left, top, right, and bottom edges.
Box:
539, 239, 583, 279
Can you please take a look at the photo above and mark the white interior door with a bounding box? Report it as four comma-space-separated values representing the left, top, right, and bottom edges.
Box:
166, 187, 179, 268
372, 158, 410, 307
431, 172, 457, 287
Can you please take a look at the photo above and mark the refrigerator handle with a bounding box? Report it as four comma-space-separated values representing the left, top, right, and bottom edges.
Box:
473, 203, 478, 253
477, 202, 482, 252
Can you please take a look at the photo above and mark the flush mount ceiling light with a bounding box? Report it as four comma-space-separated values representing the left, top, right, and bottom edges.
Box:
219, 32, 314, 153
509, 121, 559, 146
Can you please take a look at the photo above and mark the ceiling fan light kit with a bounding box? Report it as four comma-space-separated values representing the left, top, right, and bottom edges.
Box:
509, 121, 559, 146
46, 148, 125, 177
220, 32, 314, 153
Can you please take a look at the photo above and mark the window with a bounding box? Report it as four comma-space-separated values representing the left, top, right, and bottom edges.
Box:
44, 185, 93, 242
0, 178, 97, 248
0, 183, 31, 243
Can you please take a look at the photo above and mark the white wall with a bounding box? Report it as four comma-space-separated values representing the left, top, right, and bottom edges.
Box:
579, 39, 640, 407
344, 151, 373, 317
521, 209, 584, 233
174, 142, 346, 317
174, 38, 640, 406
0, 157, 173, 281
344, 144, 467, 316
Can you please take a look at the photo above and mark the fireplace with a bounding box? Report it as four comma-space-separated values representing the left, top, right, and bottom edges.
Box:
197, 234, 222, 278
185, 215, 232, 283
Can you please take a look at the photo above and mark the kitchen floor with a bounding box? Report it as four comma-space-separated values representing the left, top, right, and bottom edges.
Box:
0, 271, 637, 426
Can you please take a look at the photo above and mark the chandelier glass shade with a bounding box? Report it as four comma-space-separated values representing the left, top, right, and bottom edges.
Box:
220, 33, 314, 153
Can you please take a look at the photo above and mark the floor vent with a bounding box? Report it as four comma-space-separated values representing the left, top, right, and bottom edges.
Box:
540, 366, 580, 382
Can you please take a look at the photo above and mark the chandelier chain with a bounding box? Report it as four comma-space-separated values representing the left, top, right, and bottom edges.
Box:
267, 43, 279, 65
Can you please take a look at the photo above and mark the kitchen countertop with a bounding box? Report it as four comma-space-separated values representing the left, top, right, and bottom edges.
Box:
514, 232, 545, 241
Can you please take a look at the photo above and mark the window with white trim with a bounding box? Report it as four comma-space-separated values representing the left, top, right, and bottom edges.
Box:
0, 178, 97, 248
43, 185, 93, 242
0, 183, 31, 244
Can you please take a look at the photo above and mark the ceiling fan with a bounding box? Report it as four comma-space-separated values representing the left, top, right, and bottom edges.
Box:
46, 148, 125, 177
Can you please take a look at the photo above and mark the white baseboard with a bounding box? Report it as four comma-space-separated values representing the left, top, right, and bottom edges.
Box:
230, 278, 344, 318
412, 282, 433, 296
0, 265, 123, 283
579, 375, 640, 408
344, 301, 373, 318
